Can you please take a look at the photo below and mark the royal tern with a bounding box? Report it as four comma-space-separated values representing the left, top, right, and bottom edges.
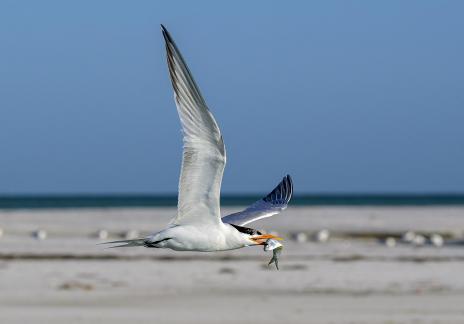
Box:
103, 25, 293, 258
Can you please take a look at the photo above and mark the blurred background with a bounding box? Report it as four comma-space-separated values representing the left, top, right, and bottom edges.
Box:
1, 1, 464, 323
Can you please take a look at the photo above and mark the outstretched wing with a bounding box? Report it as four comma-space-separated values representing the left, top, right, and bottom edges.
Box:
222, 175, 293, 226
162, 25, 226, 225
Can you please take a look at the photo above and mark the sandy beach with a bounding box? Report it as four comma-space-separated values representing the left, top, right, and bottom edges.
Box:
1, 206, 464, 323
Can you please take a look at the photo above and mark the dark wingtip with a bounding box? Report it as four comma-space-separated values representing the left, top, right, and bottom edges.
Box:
263, 175, 294, 205
160, 24, 173, 44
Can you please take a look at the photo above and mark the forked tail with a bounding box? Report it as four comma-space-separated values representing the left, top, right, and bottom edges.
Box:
98, 238, 146, 248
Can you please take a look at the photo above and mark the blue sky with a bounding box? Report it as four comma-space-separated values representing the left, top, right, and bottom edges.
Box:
1, 1, 463, 194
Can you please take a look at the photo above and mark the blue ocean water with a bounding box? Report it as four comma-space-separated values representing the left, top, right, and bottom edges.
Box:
1, 194, 464, 209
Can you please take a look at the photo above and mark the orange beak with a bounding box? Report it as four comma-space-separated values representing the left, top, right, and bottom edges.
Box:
250, 234, 283, 245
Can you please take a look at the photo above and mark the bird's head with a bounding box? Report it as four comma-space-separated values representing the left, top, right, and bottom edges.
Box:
230, 224, 283, 245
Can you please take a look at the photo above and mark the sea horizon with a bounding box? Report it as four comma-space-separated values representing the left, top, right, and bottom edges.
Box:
1, 193, 464, 209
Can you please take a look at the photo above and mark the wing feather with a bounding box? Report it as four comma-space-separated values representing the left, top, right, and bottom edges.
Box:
222, 175, 293, 226
162, 25, 226, 225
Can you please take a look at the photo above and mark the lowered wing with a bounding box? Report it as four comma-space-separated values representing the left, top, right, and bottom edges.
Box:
222, 175, 293, 226
162, 25, 226, 226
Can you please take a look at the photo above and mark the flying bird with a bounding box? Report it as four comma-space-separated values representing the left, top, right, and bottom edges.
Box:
103, 25, 293, 260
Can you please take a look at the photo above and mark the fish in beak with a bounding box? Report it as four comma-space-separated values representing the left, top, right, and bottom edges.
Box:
264, 238, 283, 270
268, 245, 283, 270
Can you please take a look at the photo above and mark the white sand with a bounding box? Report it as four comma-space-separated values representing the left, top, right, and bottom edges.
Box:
1, 206, 464, 323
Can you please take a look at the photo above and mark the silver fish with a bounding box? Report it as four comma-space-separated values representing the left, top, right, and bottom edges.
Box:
264, 238, 283, 270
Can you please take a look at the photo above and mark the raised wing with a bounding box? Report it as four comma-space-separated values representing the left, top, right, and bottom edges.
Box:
222, 175, 293, 226
162, 25, 226, 225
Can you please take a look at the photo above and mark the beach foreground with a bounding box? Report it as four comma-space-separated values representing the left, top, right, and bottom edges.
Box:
1, 206, 464, 323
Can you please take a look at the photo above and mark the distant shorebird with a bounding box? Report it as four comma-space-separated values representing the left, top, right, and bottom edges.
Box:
102, 25, 293, 263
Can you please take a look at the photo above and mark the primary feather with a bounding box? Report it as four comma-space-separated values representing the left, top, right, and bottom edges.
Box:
162, 25, 226, 226
222, 175, 293, 226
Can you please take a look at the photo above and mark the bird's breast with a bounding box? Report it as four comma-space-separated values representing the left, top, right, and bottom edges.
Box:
163, 224, 245, 252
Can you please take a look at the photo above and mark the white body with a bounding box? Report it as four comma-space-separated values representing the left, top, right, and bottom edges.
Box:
146, 223, 251, 252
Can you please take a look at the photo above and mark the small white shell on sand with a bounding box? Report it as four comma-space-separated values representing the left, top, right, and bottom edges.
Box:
430, 234, 444, 247
385, 237, 396, 248
96, 229, 109, 240
293, 232, 308, 243
412, 234, 426, 246
402, 231, 416, 243
33, 229, 47, 240
313, 229, 330, 243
